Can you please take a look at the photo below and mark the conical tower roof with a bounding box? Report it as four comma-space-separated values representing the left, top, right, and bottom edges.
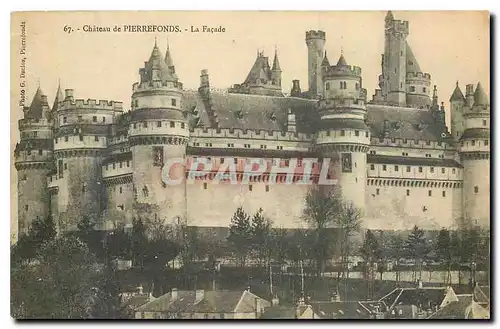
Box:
473, 82, 489, 106
272, 49, 281, 71
449, 81, 466, 102
52, 81, 64, 111
336, 53, 347, 66
165, 43, 174, 67
28, 86, 46, 119
322, 51, 330, 67
406, 42, 422, 74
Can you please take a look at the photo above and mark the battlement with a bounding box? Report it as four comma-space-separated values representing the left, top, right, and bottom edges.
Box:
406, 72, 431, 80
325, 64, 362, 77
318, 97, 366, 110
387, 20, 409, 34
132, 80, 183, 93
190, 127, 312, 142
305, 30, 326, 40
60, 98, 123, 111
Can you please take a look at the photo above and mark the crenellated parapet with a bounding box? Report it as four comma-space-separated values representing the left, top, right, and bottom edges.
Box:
59, 98, 123, 112
190, 126, 312, 142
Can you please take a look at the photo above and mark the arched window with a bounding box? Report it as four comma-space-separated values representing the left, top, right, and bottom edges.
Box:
326, 82, 330, 90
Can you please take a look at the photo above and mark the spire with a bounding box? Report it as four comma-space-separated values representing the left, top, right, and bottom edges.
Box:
147, 39, 164, 69
27, 85, 45, 119
165, 40, 174, 67
272, 47, 281, 71
322, 51, 330, 67
336, 53, 348, 66
52, 80, 64, 111
450, 81, 466, 102
473, 82, 489, 106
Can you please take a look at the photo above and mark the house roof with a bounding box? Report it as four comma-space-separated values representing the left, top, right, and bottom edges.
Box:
379, 287, 448, 311
427, 295, 472, 319
260, 305, 296, 319
135, 290, 269, 314
450, 82, 466, 102
310, 301, 373, 319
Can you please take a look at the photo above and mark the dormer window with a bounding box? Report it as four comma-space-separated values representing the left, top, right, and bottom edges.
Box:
235, 110, 243, 119
269, 112, 276, 121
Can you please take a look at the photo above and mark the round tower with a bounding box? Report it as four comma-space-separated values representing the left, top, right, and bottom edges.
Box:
129, 40, 189, 226
14, 87, 54, 235
315, 53, 370, 211
305, 30, 326, 97
52, 88, 122, 231
459, 82, 490, 228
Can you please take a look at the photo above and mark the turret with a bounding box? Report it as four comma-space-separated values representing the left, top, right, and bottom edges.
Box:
271, 48, 282, 87
290, 80, 302, 97
129, 40, 189, 227
459, 82, 490, 228
381, 11, 409, 106
450, 81, 466, 141
316, 52, 370, 211
15, 86, 54, 235
305, 30, 326, 97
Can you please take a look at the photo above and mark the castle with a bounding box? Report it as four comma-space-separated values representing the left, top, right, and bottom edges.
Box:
14, 12, 490, 236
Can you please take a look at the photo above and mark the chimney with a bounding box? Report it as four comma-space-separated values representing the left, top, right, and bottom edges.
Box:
287, 108, 296, 133
171, 288, 178, 301
195, 289, 204, 303
64, 89, 74, 100
290, 80, 302, 97
465, 84, 474, 107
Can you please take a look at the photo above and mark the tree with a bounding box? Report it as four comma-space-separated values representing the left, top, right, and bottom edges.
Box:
388, 233, 405, 282
90, 265, 129, 319
337, 201, 362, 291
435, 228, 452, 284
11, 235, 102, 319
11, 216, 56, 263
131, 218, 147, 267
270, 228, 289, 266
227, 207, 252, 267
360, 230, 380, 284
105, 224, 132, 261
405, 225, 430, 282
302, 186, 343, 276
250, 208, 272, 267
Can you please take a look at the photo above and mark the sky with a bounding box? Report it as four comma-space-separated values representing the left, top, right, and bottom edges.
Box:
10, 11, 490, 238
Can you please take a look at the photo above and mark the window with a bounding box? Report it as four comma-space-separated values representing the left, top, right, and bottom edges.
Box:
382, 165, 387, 171
157, 121, 162, 127
153, 146, 164, 167
430, 167, 434, 173
471, 140, 476, 146
483, 119, 487, 126
340, 130, 345, 136
426, 141, 431, 146
143, 122, 148, 128
95, 136, 99, 142
485, 140, 489, 146
113, 163, 116, 169
249, 185, 253, 191
25, 205, 28, 211
410, 86, 416, 92
92, 116, 97, 122
181, 123, 185, 129
370, 151, 376, 155
58, 160, 64, 178
64, 136, 69, 142
234, 158, 238, 164
474, 186, 479, 194
63, 116, 67, 123
119, 162, 123, 168
370, 164, 375, 170
423, 87, 427, 93
406, 166, 411, 172
106, 164, 109, 171
79, 135, 84, 141
119, 187, 122, 194
204, 314, 209, 319
220, 158, 225, 164
452, 168, 456, 174
418, 167, 423, 173
355, 82, 360, 90
227, 143, 234, 148
402, 152, 408, 156
277, 146, 283, 150
203, 182, 208, 190
171, 99, 177, 106
442, 191, 446, 197
170, 121, 175, 128
428, 190, 432, 196
395, 165, 399, 172
260, 144, 267, 149
77, 115, 83, 122
437, 142, 442, 146
441, 168, 445, 174
265, 185, 269, 192
133, 123, 137, 129
376, 188, 380, 195
326, 131, 331, 137
365, 131, 369, 137
82, 183, 87, 193
355, 130, 359, 137
38, 149, 42, 155
102, 117, 106, 123
127, 161, 130, 167
325, 82, 330, 90
406, 189, 410, 196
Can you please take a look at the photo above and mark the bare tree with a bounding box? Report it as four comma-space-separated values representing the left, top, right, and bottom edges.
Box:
337, 201, 362, 289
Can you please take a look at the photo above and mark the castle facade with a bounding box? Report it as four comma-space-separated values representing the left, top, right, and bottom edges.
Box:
14, 12, 490, 235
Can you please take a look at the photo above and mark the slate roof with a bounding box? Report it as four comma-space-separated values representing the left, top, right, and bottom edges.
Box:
260, 305, 297, 319
26, 87, 48, 119
460, 128, 490, 140
474, 285, 490, 304
366, 105, 447, 141
450, 83, 466, 102
473, 82, 489, 107
310, 301, 374, 319
426, 294, 472, 319
406, 43, 423, 75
